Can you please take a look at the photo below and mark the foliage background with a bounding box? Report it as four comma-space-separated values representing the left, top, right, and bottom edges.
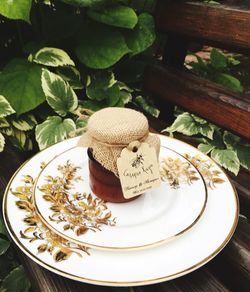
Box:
0, 0, 159, 153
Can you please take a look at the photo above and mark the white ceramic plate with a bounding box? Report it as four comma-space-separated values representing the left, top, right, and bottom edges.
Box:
3, 135, 238, 286
33, 146, 207, 250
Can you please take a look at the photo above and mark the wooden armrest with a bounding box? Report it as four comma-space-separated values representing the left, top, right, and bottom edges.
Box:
144, 65, 250, 139
155, 0, 250, 53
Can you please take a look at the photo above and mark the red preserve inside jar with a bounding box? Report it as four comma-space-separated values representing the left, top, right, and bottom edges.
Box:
87, 149, 139, 203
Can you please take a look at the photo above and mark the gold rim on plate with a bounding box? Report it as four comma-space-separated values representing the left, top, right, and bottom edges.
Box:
2, 135, 239, 286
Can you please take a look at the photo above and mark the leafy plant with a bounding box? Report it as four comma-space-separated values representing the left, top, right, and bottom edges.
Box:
187, 48, 244, 93
0, 216, 31, 292
164, 110, 250, 175
164, 49, 249, 175
0, 0, 159, 152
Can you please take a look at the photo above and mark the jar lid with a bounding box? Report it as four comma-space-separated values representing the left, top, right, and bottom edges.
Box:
87, 107, 149, 144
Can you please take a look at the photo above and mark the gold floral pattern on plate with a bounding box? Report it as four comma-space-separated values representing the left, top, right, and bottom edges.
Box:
160, 154, 225, 189
11, 152, 225, 262
11, 172, 90, 262
160, 157, 200, 188
38, 161, 116, 236
184, 154, 225, 189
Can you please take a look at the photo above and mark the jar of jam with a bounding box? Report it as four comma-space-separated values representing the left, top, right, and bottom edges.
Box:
78, 107, 160, 203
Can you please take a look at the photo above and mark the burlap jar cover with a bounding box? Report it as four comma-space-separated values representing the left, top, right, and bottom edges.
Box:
78, 107, 160, 177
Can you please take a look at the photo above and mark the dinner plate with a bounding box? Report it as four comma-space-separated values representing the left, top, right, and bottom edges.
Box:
34, 146, 207, 250
2, 135, 238, 286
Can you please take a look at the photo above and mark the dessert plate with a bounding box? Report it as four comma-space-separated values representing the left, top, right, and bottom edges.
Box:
3, 135, 238, 286
33, 146, 207, 250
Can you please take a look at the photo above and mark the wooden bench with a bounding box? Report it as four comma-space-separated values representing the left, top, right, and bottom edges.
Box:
0, 1, 249, 291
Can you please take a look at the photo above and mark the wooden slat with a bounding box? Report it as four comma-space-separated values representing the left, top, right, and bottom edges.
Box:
143, 65, 250, 139
155, 1, 250, 52
207, 219, 250, 291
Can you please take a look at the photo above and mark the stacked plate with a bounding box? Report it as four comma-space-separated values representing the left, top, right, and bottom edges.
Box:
2, 135, 238, 286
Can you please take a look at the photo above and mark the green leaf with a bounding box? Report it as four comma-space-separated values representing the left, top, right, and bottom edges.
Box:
0, 0, 32, 23
8, 129, 27, 151
41, 70, 78, 117
56, 67, 83, 89
210, 49, 227, 70
0, 250, 19, 282
199, 124, 216, 140
2, 265, 31, 292
0, 118, 10, 128
228, 57, 240, 66
205, 130, 225, 149
223, 131, 250, 171
0, 127, 13, 137
80, 100, 105, 111
116, 90, 132, 106
223, 131, 241, 149
211, 148, 240, 175
75, 24, 130, 69
0, 96, 15, 118
35, 116, 76, 149
125, 13, 155, 55
0, 133, 5, 152
75, 118, 88, 129
215, 73, 244, 93
135, 96, 159, 118
235, 144, 250, 171
0, 239, 10, 256
105, 87, 121, 106
0, 59, 45, 116
10, 115, 37, 131
33, 48, 75, 67
164, 112, 200, 136
88, 5, 138, 29
86, 71, 118, 101
191, 114, 207, 125
198, 143, 215, 154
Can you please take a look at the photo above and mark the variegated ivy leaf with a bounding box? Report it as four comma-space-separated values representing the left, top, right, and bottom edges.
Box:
0, 117, 10, 128
198, 143, 215, 154
33, 47, 75, 67
223, 131, 250, 171
0, 127, 13, 136
56, 66, 83, 89
9, 130, 33, 151
235, 144, 250, 171
10, 114, 37, 131
211, 149, 240, 176
35, 116, 76, 150
164, 112, 215, 139
135, 96, 160, 118
0, 133, 5, 152
0, 95, 15, 118
8, 128, 27, 151
41, 69, 78, 117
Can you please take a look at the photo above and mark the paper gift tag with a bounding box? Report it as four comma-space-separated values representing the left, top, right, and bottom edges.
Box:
117, 142, 161, 199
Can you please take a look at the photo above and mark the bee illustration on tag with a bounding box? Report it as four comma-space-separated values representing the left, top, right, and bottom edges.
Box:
131, 153, 144, 168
